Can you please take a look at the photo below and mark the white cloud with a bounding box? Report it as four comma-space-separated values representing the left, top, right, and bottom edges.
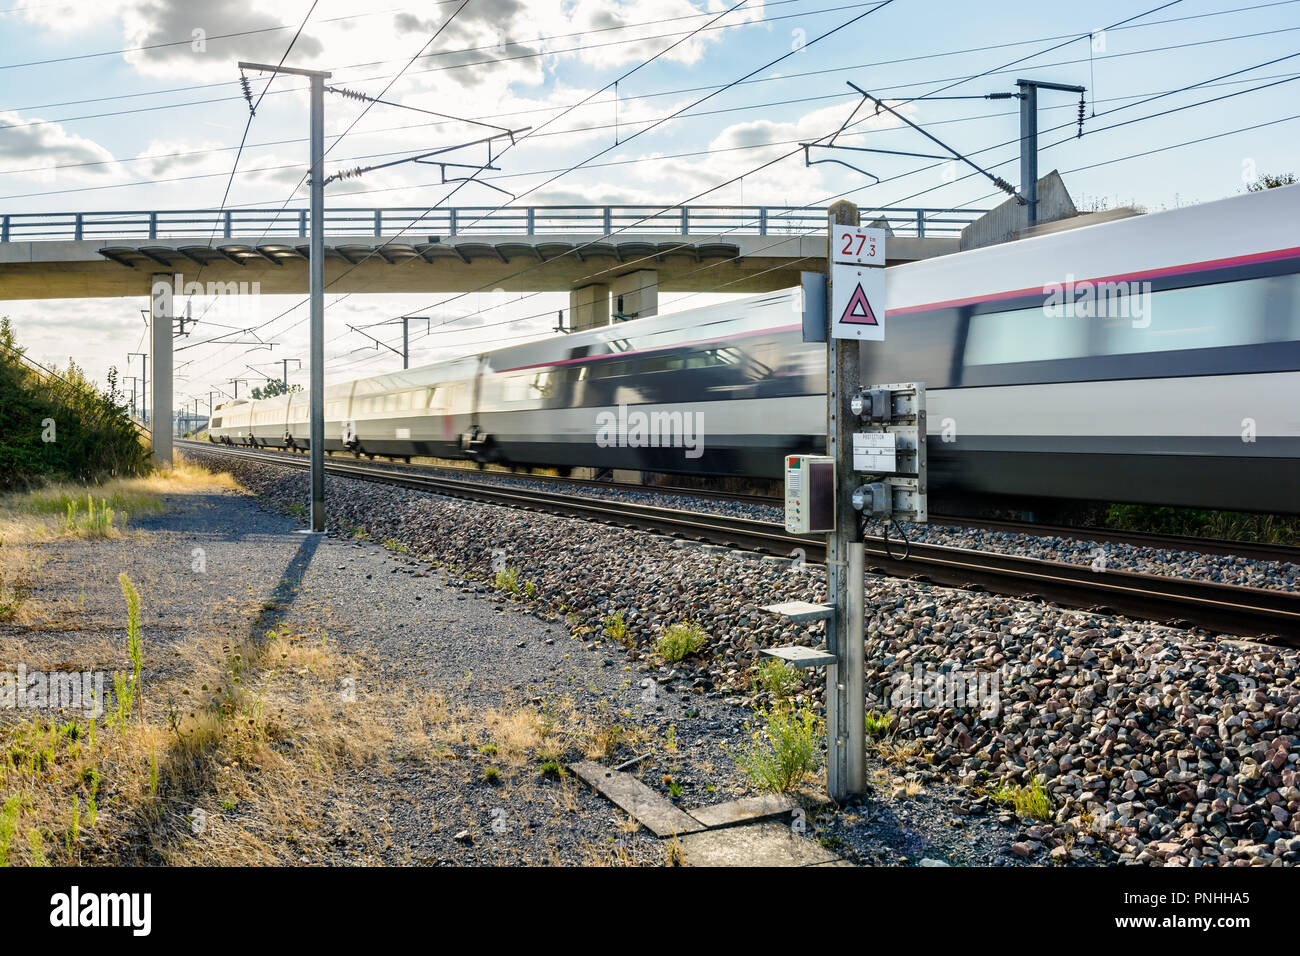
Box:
0, 112, 119, 182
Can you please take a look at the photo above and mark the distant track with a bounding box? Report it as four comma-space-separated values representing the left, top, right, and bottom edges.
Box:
925, 514, 1300, 566
182, 441, 1300, 644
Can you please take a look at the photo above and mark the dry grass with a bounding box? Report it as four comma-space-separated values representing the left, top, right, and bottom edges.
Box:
0, 462, 239, 629
0, 613, 395, 866
0, 461, 237, 547
0, 459, 671, 866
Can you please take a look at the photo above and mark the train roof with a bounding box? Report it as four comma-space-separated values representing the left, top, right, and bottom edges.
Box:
885, 183, 1300, 312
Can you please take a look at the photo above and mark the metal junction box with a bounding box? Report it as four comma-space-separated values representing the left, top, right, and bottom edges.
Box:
784, 454, 835, 533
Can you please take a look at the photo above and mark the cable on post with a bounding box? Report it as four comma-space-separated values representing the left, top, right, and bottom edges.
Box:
881, 518, 911, 562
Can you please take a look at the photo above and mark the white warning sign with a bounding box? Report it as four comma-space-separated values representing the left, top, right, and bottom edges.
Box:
831, 261, 885, 340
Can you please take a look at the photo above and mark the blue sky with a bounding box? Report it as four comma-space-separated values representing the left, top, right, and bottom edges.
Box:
1, 0, 1297, 404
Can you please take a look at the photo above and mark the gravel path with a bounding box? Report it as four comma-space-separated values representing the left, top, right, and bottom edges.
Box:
190, 447, 1300, 867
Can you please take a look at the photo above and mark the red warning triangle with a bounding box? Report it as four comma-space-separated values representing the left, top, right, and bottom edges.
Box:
839, 283, 879, 325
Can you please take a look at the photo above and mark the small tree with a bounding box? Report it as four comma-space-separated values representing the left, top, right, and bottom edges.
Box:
1246, 172, 1296, 192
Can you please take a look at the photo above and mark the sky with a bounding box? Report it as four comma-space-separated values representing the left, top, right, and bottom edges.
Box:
0, 0, 1297, 409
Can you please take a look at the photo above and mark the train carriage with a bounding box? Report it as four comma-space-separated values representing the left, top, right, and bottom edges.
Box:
210, 184, 1300, 514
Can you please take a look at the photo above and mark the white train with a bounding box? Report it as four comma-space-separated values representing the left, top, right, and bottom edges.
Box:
211, 185, 1300, 514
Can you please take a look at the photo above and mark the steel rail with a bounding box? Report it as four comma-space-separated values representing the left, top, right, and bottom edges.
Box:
183, 442, 1300, 643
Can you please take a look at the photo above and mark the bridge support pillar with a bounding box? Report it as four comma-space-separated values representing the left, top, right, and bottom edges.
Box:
611, 270, 658, 321
149, 272, 173, 468
569, 283, 609, 331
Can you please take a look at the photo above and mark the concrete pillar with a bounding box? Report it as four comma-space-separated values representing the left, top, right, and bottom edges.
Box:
569, 283, 609, 331
149, 273, 173, 467
611, 270, 658, 321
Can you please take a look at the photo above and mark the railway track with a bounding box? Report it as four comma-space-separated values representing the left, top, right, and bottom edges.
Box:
182, 441, 1300, 643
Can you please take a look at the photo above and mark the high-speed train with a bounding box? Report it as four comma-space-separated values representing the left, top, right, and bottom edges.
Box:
210, 185, 1300, 514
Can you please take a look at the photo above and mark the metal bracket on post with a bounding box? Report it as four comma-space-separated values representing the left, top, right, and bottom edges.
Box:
849, 382, 928, 524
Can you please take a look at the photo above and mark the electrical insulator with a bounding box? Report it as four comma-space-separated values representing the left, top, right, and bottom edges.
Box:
239, 72, 255, 115
1077, 96, 1086, 138
329, 86, 371, 103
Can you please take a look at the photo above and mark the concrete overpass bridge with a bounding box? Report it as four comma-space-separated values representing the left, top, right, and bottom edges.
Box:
0, 203, 980, 327
0, 201, 982, 471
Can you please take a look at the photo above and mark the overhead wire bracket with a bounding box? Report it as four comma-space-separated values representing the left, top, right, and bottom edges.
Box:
844, 80, 1024, 202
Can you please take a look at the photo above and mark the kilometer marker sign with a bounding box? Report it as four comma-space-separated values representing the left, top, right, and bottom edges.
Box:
831, 260, 885, 340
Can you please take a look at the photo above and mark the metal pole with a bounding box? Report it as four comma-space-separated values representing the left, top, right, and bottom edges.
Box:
1018, 80, 1038, 227
403, 317, 410, 370
239, 59, 330, 531
825, 200, 865, 800
149, 274, 173, 467
846, 541, 865, 791
309, 71, 326, 532
130, 352, 147, 426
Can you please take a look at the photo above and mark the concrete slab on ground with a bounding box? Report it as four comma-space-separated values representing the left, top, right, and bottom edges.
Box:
677, 821, 841, 867
570, 761, 705, 837
688, 793, 798, 829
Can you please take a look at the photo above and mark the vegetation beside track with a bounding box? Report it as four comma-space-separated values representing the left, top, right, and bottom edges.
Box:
0, 319, 149, 491
1102, 503, 1300, 547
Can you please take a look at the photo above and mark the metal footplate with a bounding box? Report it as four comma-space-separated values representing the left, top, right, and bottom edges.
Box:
758, 602, 836, 669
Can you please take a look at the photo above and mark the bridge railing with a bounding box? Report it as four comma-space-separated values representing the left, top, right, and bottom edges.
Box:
0, 205, 986, 244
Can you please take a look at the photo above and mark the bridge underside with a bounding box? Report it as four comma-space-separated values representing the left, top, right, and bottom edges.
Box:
0, 232, 957, 299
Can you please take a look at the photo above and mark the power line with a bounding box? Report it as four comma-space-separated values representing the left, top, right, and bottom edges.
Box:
336, 101, 1300, 378
303, 0, 1223, 348
0, 2, 458, 71
8, 20, 1298, 203
8, 2, 1296, 133
182, 8, 1296, 383
328, 36, 1300, 367
178, 0, 766, 361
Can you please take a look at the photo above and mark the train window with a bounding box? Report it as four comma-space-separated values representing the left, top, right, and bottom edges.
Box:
529, 372, 555, 397
211, 417, 222, 428
1102, 274, 1296, 355
965, 305, 1091, 366
503, 375, 530, 403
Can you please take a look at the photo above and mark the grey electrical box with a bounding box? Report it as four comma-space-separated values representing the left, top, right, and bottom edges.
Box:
784, 454, 835, 533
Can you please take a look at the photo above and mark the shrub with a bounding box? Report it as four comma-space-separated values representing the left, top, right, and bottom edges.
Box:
864, 710, 892, 739
656, 622, 706, 663
0, 318, 149, 490
494, 567, 520, 593
603, 612, 630, 648
754, 658, 802, 699
734, 702, 822, 793
993, 777, 1052, 820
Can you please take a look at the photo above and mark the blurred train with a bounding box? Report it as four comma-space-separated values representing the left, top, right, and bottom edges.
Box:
210, 185, 1300, 514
